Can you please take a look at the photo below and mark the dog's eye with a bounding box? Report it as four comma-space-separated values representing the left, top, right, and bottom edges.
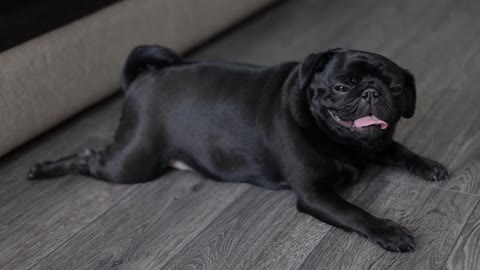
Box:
333, 84, 350, 93
390, 85, 403, 94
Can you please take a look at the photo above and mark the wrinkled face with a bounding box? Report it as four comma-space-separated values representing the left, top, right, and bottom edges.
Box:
299, 49, 416, 146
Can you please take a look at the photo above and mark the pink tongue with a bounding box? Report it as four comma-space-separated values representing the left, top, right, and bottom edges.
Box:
353, 115, 388, 129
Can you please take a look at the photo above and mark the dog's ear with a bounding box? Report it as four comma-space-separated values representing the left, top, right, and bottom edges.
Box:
298, 48, 341, 90
398, 69, 416, 119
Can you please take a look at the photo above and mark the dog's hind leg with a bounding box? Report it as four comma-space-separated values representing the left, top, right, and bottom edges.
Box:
28, 143, 165, 184
28, 100, 168, 184
28, 131, 167, 183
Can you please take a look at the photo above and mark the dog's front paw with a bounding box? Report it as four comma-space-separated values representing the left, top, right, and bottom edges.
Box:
408, 157, 450, 182
367, 219, 415, 252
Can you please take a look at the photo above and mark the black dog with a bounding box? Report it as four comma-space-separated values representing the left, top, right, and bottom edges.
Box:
28, 46, 449, 252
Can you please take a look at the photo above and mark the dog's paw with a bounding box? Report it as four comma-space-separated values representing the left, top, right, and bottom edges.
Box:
408, 157, 450, 182
366, 219, 415, 252
27, 161, 53, 180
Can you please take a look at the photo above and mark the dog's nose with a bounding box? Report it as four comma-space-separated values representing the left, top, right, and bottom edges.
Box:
361, 88, 379, 101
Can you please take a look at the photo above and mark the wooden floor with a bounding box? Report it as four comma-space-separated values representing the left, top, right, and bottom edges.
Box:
2, 0, 480, 269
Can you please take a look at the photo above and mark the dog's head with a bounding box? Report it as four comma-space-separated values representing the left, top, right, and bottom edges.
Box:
298, 49, 416, 147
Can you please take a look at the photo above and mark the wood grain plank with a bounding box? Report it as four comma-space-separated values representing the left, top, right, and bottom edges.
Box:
0, 97, 130, 270
194, 0, 480, 195
1, 0, 480, 269
196, 0, 480, 190
298, 179, 479, 270
382, 33, 480, 194
28, 172, 250, 270
159, 187, 319, 270
159, 168, 377, 270
193, 0, 438, 65
245, 169, 380, 270
0, 179, 134, 270
447, 196, 480, 270
381, 2, 480, 201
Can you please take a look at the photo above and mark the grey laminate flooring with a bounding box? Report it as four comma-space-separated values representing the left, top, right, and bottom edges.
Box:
1, 0, 480, 269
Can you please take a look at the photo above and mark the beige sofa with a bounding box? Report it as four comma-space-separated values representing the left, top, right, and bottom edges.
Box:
0, 0, 276, 157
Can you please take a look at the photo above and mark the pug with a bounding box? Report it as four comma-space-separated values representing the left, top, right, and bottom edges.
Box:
28, 45, 449, 252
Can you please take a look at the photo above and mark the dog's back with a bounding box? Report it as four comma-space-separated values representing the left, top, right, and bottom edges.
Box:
123, 47, 293, 188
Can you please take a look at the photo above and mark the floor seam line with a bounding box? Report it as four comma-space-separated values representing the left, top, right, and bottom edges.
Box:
438, 198, 480, 270
25, 184, 141, 270
157, 185, 253, 269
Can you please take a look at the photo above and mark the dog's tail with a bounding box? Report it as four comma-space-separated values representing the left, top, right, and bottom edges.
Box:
121, 45, 182, 91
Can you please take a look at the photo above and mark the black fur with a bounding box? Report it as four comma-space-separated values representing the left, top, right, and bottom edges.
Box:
28, 45, 449, 252
121, 45, 181, 90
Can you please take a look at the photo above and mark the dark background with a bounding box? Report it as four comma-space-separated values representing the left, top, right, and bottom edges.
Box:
0, 0, 122, 52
